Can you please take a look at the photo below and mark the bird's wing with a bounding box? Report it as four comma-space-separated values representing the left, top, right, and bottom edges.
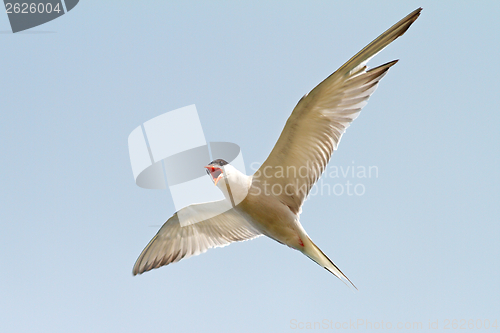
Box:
133, 200, 261, 275
254, 8, 421, 214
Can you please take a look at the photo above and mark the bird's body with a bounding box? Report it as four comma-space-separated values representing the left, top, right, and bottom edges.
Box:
213, 163, 356, 287
132, 8, 422, 288
237, 175, 303, 248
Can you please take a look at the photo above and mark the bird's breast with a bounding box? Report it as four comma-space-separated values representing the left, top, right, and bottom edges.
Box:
235, 190, 304, 247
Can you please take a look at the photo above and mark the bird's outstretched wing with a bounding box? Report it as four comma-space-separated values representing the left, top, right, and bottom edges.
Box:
133, 200, 261, 275
254, 8, 421, 214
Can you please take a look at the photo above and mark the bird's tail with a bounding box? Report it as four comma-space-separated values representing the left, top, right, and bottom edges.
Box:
303, 237, 357, 290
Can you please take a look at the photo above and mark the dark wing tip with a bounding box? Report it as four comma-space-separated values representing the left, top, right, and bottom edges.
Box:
364, 60, 399, 80
132, 234, 161, 276
399, 8, 422, 35
132, 257, 166, 276
132, 260, 145, 276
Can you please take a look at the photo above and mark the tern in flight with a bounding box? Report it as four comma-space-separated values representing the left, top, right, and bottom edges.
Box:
133, 8, 421, 288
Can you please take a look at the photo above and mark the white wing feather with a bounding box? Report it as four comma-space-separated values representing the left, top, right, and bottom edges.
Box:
254, 8, 421, 214
133, 200, 261, 275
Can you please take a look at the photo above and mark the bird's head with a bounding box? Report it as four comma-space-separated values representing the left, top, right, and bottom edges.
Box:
204, 159, 251, 203
204, 159, 228, 187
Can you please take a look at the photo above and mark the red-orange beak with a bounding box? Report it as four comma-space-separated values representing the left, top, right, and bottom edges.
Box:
204, 165, 223, 186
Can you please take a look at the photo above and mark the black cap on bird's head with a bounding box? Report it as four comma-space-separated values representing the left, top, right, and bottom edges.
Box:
208, 159, 228, 167
204, 159, 228, 185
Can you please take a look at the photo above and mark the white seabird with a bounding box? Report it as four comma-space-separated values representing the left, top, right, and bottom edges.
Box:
133, 8, 422, 288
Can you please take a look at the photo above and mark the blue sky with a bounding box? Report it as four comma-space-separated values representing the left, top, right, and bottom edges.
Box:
1, 1, 498, 332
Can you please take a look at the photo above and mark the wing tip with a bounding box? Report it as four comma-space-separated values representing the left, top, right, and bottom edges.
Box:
395, 8, 422, 39
132, 260, 147, 276
380, 59, 399, 68
132, 263, 143, 276
132, 257, 168, 276
336, 7, 421, 78
407, 7, 423, 23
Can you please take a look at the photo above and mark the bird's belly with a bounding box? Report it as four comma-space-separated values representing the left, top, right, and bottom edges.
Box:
235, 193, 304, 248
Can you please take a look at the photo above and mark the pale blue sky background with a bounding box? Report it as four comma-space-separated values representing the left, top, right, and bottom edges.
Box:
1, 1, 499, 332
